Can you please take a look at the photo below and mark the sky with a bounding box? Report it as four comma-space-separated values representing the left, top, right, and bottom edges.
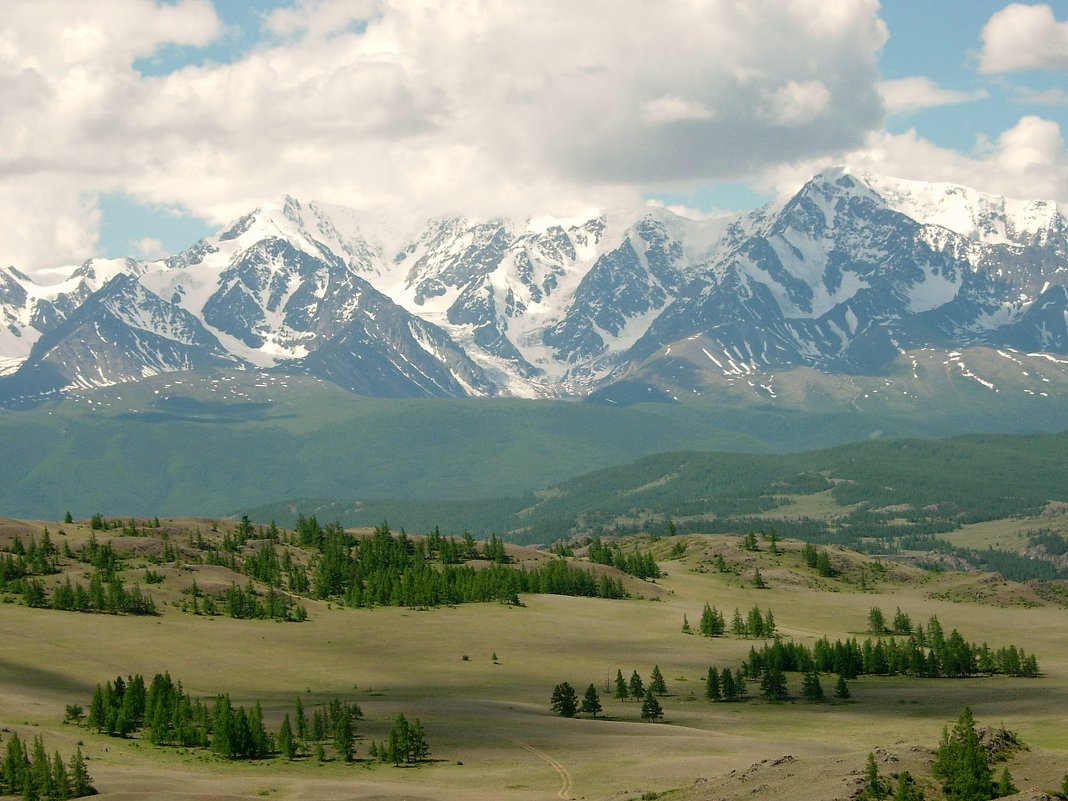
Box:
1, 0, 1066, 275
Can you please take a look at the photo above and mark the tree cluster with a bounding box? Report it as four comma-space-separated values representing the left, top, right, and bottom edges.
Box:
584, 537, 661, 579
367, 714, 430, 765
800, 542, 836, 576
304, 520, 625, 608
704, 666, 748, 702
1, 733, 94, 799
739, 616, 1038, 680
81, 672, 368, 763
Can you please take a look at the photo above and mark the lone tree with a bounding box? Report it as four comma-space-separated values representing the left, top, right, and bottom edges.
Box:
640, 689, 663, 721
931, 707, 993, 801
580, 684, 602, 718
834, 675, 851, 700
550, 682, 578, 718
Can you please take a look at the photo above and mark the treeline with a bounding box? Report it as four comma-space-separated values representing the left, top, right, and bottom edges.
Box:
0, 733, 94, 799
299, 518, 625, 606
740, 616, 1039, 680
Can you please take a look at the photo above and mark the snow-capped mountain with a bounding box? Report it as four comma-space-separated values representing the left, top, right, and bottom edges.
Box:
1, 168, 1066, 404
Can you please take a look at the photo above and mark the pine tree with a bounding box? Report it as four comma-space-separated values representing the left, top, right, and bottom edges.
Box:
640, 689, 663, 721
67, 747, 94, 798
278, 713, 295, 760
50, 751, 69, 801
752, 567, 767, 589
801, 671, 824, 702
861, 752, 887, 800
834, 675, 851, 700
759, 667, 788, 702
294, 697, 308, 743
649, 665, 667, 696
720, 667, 736, 701
681, 614, 692, 634
614, 669, 629, 701
705, 667, 721, 701
892, 607, 912, 634
891, 770, 924, 801
868, 607, 888, 635
628, 671, 645, 700
580, 684, 602, 718
334, 713, 354, 762
409, 718, 430, 763
995, 767, 1016, 798
550, 682, 578, 718
931, 707, 993, 801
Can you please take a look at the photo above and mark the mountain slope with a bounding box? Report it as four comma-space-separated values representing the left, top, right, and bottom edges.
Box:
0, 168, 1066, 404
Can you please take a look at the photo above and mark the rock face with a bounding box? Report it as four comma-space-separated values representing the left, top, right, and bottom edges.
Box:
1, 168, 1067, 404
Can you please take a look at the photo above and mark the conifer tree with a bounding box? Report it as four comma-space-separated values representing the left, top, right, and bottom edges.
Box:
861, 752, 887, 800
614, 669, 629, 701
931, 707, 993, 801
834, 675, 851, 700
995, 767, 1016, 798
67, 747, 94, 798
760, 666, 788, 702
580, 684, 602, 718
801, 671, 824, 702
705, 667, 721, 701
720, 667, 736, 701
334, 713, 354, 762
628, 671, 645, 700
640, 689, 663, 721
550, 682, 578, 718
649, 665, 667, 696
294, 697, 308, 743
279, 713, 295, 760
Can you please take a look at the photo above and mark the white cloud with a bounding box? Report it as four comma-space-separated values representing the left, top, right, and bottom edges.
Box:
763, 115, 1068, 206
879, 76, 988, 114
129, 237, 167, 260
264, 0, 378, 39
0, 0, 887, 273
1013, 85, 1068, 106
640, 95, 714, 124
978, 3, 1068, 74
763, 80, 832, 126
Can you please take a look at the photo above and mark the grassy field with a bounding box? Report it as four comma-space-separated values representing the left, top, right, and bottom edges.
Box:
1, 520, 1067, 800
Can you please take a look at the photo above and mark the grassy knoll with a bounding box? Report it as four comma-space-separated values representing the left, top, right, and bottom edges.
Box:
1, 521, 1066, 800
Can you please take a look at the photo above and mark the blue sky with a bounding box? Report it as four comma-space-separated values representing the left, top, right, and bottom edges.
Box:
1, 1, 1066, 272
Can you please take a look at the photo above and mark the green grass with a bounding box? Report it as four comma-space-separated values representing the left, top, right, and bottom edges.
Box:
2, 522, 1067, 800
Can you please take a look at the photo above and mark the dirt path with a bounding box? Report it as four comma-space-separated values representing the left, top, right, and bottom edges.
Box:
512, 739, 573, 799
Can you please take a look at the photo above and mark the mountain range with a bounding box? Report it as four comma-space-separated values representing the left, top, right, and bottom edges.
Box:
2, 166, 1067, 406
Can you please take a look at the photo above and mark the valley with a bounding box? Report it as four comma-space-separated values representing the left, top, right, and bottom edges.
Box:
2, 516, 1067, 800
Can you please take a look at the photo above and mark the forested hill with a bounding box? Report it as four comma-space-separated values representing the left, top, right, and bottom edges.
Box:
246, 430, 1068, 546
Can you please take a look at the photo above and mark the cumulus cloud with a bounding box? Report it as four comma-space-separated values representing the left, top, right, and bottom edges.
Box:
978, 3, 1068, 74
0, 0, 887, 272
879, 76, 988, 114
763, 115, 1068, 206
